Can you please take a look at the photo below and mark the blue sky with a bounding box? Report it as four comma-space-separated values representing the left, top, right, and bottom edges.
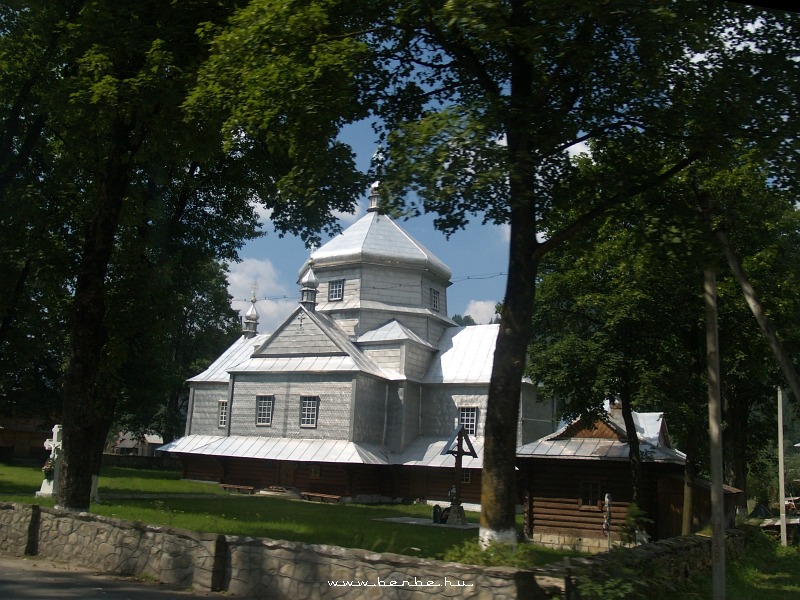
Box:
227, 122, 511, 334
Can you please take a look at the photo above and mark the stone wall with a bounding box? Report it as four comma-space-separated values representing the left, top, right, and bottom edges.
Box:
529, 531, 613, 554
0, 503, 543, 599
0, 503, 222, 590
0, 502, 743, 599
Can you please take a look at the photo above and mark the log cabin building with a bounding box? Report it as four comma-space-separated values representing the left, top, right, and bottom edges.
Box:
160, 186, 556, 505
516, 405, 741, 552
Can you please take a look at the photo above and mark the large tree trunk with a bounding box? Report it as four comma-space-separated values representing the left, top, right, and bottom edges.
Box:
618, 376, 642, 508
57, 120, 131, 512
681, 433, 697, 535
725, 389, 750, 512
479, 0, 538, 545
480, 208, 540, 545
705, 268, 726, 600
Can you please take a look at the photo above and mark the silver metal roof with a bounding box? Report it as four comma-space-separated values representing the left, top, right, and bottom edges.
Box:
516, 437, 685, 464
424, 325, 499, 384
517, 412, 686, 465
159, 435, 389, 465
236, 306, 388, 379
392, 436, 483, 468
187, 334, 270, 383
357, 320, 435, 349
160, 434, 484, 469
298, 211, 451, 281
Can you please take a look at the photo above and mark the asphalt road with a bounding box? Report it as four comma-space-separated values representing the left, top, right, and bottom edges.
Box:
0, 556, 234, 600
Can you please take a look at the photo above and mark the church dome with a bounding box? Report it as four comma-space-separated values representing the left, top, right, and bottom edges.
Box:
297, 211, 452, 282
245, 302, 259, 322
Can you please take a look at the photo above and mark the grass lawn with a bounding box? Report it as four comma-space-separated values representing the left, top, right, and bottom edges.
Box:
6, 461, 797, 595
0, 461, 571, 564
677, 526, 800, 600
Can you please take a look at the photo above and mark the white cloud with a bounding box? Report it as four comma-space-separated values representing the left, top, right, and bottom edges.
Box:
227, 257, 286, 300
227, 258, 298, 333
497, 222, 510, 243
231, 297, 296, 335
464, 300, 498, 324
333, 200, 366, 227
250, 201, 273, 229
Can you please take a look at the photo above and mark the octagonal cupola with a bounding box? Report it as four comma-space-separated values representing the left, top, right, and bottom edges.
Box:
299, 261, 319, 312
243, 289, 259, 338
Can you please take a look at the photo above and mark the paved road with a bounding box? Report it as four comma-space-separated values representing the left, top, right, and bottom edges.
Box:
0, 556, 234, 599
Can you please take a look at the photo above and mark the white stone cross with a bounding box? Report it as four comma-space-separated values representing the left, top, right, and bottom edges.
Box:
35, 424, 62, 498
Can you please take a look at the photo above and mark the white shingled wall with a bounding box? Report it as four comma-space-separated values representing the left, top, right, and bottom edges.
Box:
229, 373, 354, 440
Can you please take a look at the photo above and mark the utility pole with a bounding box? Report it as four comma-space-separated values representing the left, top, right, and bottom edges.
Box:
705, 269, 725, 600
779, 388, 787, 546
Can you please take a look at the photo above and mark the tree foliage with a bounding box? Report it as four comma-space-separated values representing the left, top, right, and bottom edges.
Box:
529, 151, 800, 508
194, 0, 800, 540
0, 0, 383, 510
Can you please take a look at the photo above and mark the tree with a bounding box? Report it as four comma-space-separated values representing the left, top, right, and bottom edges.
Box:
529, 152, 800, 519
528, 171, 711, 510
0, 0, 377, 512
113, 259, 242, 444
451, 314, 477, 326
195, 0, 800, 542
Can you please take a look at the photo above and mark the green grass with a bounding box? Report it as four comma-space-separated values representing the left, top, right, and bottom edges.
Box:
6, 462, 800, 594
0, 462, 486, 559
93, 495, 479, 558
677, 526, 800, 599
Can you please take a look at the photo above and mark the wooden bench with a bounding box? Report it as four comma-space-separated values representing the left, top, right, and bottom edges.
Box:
220, 483, 255, 494
301, 491, 341, 503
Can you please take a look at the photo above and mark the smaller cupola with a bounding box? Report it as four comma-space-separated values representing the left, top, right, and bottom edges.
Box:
243, 288, 259, 338
299, 260, 319, 312
367, 181, 381, 213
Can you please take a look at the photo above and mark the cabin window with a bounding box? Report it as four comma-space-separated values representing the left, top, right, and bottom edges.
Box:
431, 288, 440, 312
300, 396, 319, 428
309, 465, 321, 480
328, 279, 345, 301
459, 407, 478, 436
256, 395, 274, 426
218, 400, 228, 428
579, 481, 600, 510
461, 469, 471, 484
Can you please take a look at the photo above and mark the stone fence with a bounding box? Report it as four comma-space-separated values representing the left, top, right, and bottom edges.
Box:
0, 502, 743, 599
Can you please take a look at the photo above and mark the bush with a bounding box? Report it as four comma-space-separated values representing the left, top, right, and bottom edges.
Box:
442, 540, 578, 568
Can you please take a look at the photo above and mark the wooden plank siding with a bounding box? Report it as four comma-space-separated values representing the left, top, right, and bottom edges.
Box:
181, 455, 223, 482
180, 455, 385, 498
222, 457, 278, 488
381, 466, 483, 504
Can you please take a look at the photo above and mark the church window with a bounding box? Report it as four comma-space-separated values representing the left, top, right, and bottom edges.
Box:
431, 288, 440, 312
459, 406, 478, 436
328, 279, 345, 301
218, 400, 228, 428
300, 396, 319, 428
256, 395, 274, 426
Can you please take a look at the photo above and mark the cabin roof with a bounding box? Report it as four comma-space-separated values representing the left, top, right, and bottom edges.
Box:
517, 409, 686, 464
